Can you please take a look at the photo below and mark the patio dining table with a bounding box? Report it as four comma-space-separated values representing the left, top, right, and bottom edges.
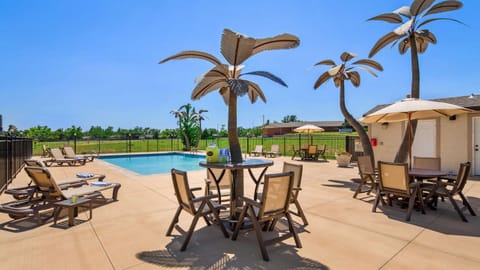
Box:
409, 168, 447, 181
199, 159, 274, 218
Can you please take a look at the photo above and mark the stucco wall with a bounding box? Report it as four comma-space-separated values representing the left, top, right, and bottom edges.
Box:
369, 114, 473, 173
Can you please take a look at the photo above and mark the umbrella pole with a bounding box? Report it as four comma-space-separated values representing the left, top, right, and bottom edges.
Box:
408, 114, 412, 169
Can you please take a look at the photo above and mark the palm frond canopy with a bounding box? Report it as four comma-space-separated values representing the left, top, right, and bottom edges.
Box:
240, 71, 288, 87
424, 1, 463, 16
368, 0, 463, 58
393, 6, 412, 18
159, 50, 222, 66
314, 59, 336, 66
340, 52, 357, 62
220, 29, 300, 67
314, 52, 382, 89
368, 13, 403, 23
411, 0, 435, 16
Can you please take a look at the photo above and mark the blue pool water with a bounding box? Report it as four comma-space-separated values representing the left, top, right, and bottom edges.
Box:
99, 153, 205, 175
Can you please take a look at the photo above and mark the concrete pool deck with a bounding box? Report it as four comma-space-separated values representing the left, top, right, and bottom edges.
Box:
1, 155, 480, 269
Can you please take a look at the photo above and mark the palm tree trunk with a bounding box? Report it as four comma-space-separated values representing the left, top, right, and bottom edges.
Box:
228, 92, 242, 162
196, 120, 201, 149
394, 33, 420, 163
228, 90, 244, 214
339, 82, 374, 164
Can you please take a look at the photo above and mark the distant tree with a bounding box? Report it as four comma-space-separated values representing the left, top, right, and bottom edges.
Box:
313, 52, 383, 162
192, 109, 208, 147
368, 0, 463, 162
24, 125, 54, 140
64, 125, 82, 140
170, 104, 200, 151
282, 115, 299, 123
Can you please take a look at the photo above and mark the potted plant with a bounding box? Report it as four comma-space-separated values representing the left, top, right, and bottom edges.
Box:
335, 151, 352, 167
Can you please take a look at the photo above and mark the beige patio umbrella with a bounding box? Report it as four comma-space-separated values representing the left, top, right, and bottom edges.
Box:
360, 97, 473, 166
294, 124, 325, 145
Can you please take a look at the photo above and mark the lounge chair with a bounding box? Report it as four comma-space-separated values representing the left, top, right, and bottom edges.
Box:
422, 162, 476, 222
250, 145, 264, 157
353, 155, 378, 199
44, 148, 87, 166
373, 161, 425, 221
167, 169, 229, 251
6, 159, 104, 200
232, 171, 302, 261
41, 144, 50, 157
0, 166, 120, 224
63, 146, 97, 162
265, 144, 281, 157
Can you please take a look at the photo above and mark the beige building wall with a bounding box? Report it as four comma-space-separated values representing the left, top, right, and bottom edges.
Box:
368, 113, 477, 174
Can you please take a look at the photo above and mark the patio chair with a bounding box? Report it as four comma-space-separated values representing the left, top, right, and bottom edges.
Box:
422, 162, 475, 222
63, 146, 97, 162
232, 171, 302, 261
304, 145, 319, 160
317, 144, 327, 161
204, 168, 232, 209
413, 156, 441, 182
283, 162, 308, 226
353, 155, 378, 199
250, 145, 264, 157
43, 148, 87, 167
290, 145, 304, 160
373, 161, 425, 221
265, 144, 281, 157
167, 169, 229, 251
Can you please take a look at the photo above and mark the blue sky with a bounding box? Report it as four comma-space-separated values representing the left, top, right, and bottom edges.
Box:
1, 0, 479, 131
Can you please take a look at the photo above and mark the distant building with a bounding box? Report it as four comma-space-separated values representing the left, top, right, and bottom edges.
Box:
261, 121, 346, 136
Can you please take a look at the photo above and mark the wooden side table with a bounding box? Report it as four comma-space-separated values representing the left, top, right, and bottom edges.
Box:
54, 197, 92, 226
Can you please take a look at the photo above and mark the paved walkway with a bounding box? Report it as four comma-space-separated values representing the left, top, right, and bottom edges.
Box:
1, 155, 479, 269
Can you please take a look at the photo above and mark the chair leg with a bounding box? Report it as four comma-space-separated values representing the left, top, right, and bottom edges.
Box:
248, 207, 269, 261
447, 195, 468, 222
180, 201, 207, 251
231, 205, 248, 241
293, 200, 308, 226
372, 192, 381, 212
286, 212, 302, 248
166, 207, 182, 236
207, 201, 229, 238
405, 192, 417, 221
353, 180, 366, 198
459, 192, 476, 216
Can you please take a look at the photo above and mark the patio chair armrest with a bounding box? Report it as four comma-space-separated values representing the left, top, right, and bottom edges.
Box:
190, 187, 202, 192
191, 194, 217, 203
239, 196, 261, 207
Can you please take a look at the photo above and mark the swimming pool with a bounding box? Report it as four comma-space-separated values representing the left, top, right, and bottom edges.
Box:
99, 153, 206, 175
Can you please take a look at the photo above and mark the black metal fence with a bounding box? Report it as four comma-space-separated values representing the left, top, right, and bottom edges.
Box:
34, 134, 363, 160
0, 136, 33, 193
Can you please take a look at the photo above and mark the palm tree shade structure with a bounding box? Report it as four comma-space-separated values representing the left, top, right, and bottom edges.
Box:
160, 29, 299, 163
313, 52, 383, 165
368, 0, 463, 162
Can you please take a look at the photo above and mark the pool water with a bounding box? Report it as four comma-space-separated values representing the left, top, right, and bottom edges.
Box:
99, 153, 205, 175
